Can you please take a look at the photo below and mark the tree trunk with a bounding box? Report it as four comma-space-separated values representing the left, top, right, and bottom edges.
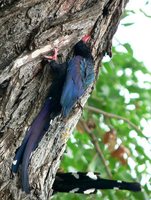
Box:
0, 0, 128, 199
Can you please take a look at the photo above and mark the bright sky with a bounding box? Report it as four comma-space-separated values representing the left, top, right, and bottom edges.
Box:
113, 0, 151, 71
102, 1, 151, 135
114, 0, 151, 135
113, 1, 151, 187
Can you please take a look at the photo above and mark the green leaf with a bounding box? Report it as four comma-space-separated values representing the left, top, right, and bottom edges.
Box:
122, 22, 134, 26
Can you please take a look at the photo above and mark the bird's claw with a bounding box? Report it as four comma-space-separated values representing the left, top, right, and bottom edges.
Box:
44, 48, 58, 61
77, 100, 83, 110
82, 35, 91, 43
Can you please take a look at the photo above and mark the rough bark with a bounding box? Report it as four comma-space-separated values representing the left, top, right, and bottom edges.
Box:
0, 0, 128, 199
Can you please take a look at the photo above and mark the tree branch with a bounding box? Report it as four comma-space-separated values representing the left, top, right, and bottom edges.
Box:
80, 120, 113, 179
86, 105, 146, 138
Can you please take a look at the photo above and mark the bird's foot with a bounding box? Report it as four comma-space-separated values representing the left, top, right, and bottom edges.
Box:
44, 48, 58, 61
76, 100, 83, 111
82, 35, 91, 43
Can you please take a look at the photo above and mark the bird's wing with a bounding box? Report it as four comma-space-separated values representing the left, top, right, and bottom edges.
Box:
80, 58, 94, 89
61, 56, 85, 117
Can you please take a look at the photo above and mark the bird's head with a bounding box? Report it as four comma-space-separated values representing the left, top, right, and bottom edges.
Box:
74, 35, 92, 58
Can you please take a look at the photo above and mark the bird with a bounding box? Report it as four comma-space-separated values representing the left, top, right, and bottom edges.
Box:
11, 48, 67, 193
60, 35, 95, 117
53, 172, 141, 194
11, 35, 95, 193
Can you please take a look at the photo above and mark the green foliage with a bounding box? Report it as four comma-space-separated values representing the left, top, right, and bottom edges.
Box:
121, 10, 135, 19
53, 42, 151, 199
140, 8, 151, 18
53, 7, 151, 200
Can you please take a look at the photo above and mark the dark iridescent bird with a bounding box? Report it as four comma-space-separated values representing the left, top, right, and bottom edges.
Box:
11, 35, 94, 193
11, 49, 67, 193
53, 172, 141, 194
61, 35, 95, 117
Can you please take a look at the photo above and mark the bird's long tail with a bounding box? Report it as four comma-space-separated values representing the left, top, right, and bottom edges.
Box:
21, 98, 55, 193
11, 98, 55, 193
21, 126, 47, 193
11, 128, 32, 173
53, 172, 141, 194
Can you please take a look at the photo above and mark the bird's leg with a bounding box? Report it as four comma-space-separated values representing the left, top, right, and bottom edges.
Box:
44, 48, 66, 73
82, 35, 91, 43
44, 48, 58, 61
